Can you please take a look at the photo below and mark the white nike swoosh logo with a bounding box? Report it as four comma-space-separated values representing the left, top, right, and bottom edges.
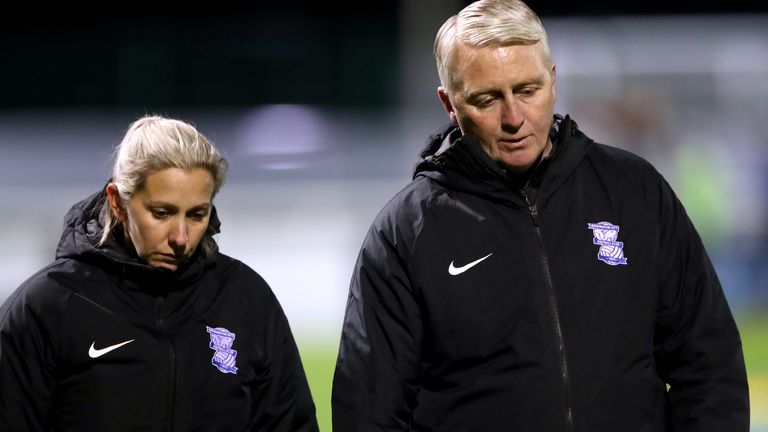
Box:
448, 253, 493, 275
88, 339, 135, 358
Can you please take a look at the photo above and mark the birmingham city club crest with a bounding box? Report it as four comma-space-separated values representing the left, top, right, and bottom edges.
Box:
587, 221, 628, 266
206, 326, 238, 374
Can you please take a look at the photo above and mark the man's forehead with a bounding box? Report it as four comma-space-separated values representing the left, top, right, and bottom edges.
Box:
448, 42, 550, 88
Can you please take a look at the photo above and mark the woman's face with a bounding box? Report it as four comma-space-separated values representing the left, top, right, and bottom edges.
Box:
109, 168, 215, 271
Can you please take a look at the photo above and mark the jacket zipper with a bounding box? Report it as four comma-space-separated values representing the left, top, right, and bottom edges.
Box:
156, 296, 177, 432
521, 190, 575, 432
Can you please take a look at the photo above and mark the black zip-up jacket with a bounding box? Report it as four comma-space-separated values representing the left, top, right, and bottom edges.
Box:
332, 116, 749, 431
0, 190, 318, 431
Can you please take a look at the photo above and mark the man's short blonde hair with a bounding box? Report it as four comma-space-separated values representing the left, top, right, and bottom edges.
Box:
434, 0, 551, 92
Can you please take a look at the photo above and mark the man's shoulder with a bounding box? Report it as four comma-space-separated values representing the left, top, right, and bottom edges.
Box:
587, 142, 656, 168
361, 176, 445, 248
581, 142, 662, 180
375, 177, 442, 222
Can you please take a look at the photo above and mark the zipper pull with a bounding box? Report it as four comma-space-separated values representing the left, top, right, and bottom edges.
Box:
521, 190, 539, 226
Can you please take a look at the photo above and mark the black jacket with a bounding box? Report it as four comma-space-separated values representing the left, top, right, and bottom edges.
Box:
332, 116, 749, 431
0, 190, 318, 431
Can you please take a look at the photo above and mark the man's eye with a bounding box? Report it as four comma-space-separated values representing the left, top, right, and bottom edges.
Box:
474, 98, 495, 108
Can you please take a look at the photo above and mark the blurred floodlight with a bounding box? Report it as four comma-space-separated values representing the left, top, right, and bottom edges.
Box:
237, 104, 326, 157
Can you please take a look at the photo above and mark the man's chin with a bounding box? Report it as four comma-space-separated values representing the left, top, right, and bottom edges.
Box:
497, 154, 537, 174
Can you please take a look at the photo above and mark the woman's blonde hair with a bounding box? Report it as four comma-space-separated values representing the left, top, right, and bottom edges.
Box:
98, 115, 228, 258
434, 0, 551, 92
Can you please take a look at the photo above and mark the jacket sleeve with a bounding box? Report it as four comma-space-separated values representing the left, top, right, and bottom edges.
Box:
249, 284, 319, 432
0, 280, 58, 432
653, 178, 750, 431
332, 214, 423, 431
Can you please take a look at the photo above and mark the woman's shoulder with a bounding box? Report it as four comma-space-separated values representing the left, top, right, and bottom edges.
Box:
0, 258, 85, 329
10, 258, 87, 297
209, 253, 278, 303
211, 253, 267, 283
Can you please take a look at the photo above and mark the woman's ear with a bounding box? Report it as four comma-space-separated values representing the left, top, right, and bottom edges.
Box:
105, 183, 126, 222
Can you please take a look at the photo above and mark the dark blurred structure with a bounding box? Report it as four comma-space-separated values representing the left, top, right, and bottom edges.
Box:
0, 7, 400, 109
4, 2, 768, 111
511, 0, 768, 15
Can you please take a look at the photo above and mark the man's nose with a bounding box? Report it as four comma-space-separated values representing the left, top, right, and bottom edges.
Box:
501, 98, 525, 130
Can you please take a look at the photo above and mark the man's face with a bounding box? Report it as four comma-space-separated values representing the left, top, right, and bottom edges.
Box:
110, 168, 214, 271
438, 41, 557, 174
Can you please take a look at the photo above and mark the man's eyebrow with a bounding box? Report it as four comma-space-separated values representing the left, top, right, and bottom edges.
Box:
465, 88, 498, 100
464, 79, 545, 100
515, 77, 545, 88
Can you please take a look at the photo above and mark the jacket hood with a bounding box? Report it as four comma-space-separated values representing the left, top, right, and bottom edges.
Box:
55, 187, 221, 290
414, 114, 594, 206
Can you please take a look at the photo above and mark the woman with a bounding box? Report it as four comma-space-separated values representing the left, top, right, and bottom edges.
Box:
0, 116, 318, 431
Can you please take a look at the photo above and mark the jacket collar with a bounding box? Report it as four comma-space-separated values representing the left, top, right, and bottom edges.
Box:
414, 114, 594, 207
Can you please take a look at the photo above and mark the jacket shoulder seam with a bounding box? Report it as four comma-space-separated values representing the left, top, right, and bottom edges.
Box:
0, 260, 72, 326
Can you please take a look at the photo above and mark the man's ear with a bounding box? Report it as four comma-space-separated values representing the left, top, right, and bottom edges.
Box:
437, 86, 458, 124
105, 183, 126, 222
550, 63, 557, 102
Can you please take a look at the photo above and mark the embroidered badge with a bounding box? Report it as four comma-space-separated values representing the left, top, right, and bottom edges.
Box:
206, 326, 238, 374
587, 221, 628, 266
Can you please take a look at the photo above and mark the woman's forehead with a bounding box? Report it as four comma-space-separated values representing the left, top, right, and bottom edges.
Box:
134, 168, 214, 205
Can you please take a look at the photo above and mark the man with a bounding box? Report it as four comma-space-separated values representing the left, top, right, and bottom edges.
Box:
332, 0, 749, 430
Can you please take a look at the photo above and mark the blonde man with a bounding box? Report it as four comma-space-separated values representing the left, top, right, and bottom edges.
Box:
333, 1, 749, 430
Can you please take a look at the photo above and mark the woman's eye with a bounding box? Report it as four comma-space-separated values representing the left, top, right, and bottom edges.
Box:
152, 210, 169, 219
189, 211, 208, 221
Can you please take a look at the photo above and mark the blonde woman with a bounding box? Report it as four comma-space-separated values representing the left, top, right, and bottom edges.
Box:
0, 115, 318, 431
